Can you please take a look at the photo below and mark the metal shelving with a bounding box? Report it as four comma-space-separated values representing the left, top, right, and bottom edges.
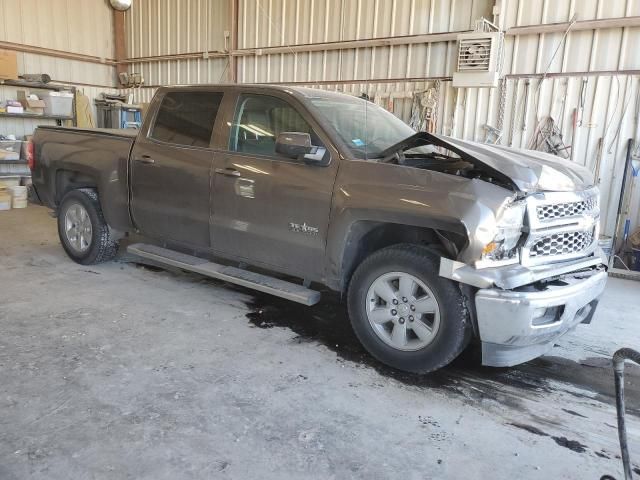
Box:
0, 80, 77, 178
0, 112, 74, 124
0, 80, 77, 127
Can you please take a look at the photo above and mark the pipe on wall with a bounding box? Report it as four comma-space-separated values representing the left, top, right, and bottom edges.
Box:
119, 15, 640, 67
0, 41, 116, 66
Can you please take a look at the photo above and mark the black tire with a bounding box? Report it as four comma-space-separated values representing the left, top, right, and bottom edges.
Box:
347, 244, 471, 373
57, 188, 118, 265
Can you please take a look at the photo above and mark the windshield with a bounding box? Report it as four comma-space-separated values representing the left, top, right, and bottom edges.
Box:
309, 95, 417, 159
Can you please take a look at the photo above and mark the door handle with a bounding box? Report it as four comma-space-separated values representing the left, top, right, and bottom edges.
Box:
215, 168, 241, 177
135, 155, 155, 165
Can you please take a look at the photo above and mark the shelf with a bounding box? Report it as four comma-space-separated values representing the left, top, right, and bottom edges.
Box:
0, 112, 73, 121
0, 79, 75, 92
0, 159, 27, 164
0, 80, 77, 128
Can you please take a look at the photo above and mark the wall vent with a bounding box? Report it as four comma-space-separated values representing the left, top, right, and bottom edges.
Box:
453, 30, 503, 88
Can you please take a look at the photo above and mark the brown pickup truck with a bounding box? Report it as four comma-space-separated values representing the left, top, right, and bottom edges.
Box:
30, 84, 607, 373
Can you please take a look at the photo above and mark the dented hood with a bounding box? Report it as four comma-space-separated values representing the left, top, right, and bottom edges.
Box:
381, 132, 595, 192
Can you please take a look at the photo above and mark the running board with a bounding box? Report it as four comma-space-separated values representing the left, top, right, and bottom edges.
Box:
127, 243, 321, 306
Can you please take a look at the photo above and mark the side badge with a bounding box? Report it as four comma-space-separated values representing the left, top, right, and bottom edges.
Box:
289, 222, 319, 236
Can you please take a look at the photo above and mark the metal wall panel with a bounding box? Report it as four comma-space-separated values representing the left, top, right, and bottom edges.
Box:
0, 0, 115, 58
125, 0, 640, 237
0, 0, 116, 86
126, 0, 230, 57
0, 0, 117, 138
128, 56, 230, 86
238, 0, 490, 47
11, 52, 115, 86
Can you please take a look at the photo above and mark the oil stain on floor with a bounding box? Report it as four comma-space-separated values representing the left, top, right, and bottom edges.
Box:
131, 262, 639, 460
244, 289, 640, 461
243, 288, 640, 416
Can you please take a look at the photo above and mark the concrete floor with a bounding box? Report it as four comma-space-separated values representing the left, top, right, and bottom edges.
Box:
1, 205, 639, 480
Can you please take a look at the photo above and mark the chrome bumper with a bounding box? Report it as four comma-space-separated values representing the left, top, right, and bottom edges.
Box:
439, 250, 607, 290
475, 269, 607, 367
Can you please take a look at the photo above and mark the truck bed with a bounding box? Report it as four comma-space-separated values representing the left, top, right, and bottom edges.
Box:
31, 125, 137, 232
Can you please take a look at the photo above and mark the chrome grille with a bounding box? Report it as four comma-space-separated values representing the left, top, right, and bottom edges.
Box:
536, 197, 597, 221
529, 230, 594, 258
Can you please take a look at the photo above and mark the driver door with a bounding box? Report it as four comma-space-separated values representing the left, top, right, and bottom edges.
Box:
210, 93, 338, 278
131, 90, 223, 247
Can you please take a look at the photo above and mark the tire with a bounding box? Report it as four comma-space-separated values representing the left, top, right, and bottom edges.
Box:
57, 188, 118, 265
347, 244, 471, 373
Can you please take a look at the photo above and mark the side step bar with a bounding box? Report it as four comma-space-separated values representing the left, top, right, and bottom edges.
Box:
127, 243, 321, 306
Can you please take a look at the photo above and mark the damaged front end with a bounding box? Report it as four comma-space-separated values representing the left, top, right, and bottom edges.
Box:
381, 133, 608, 367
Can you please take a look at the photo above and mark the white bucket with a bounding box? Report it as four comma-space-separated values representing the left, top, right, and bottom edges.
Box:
0, 176, 20, 189
10, 186, 27, 209
598, 235, 613, 257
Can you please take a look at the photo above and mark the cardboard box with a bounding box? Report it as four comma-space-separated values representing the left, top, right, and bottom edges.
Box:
17, 91, 45, 115
6, 105, 23, 114
0, 50, 18, 80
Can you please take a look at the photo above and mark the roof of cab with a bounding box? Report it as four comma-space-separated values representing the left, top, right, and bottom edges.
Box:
157, 83, 356, 102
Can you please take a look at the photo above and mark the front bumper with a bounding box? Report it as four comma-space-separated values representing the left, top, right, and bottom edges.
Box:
475, 268, 607, 367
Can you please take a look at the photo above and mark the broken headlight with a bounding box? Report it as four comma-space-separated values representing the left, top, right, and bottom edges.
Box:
481, 202, 526, 263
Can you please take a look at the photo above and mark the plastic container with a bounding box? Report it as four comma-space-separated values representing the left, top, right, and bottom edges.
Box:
39, 91, 74, 117
632, 248, 640, 272
0, 140, 22, 161
10, 185, 27, 208
0, 188, 11, 210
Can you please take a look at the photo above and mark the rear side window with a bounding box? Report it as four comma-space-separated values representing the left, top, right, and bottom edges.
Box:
150, 91, 223, 147
229, 94, 320, 156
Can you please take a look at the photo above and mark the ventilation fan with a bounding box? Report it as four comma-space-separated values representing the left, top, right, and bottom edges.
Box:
452, 31, 503, 88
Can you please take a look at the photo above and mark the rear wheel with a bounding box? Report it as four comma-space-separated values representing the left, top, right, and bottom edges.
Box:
347, 244, 471, 373
57, 189, 118, 265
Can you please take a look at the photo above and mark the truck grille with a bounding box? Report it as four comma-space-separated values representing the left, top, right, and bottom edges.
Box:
520, 188, 600, 266
529, 230, 595, 258
536, 197, 597, 221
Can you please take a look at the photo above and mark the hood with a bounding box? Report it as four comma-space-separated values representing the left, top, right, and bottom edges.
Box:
380, 133, 594, 193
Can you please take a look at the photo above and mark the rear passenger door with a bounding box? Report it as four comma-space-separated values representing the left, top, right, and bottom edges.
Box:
130, 90, 223, 248
210, 92, 338, 279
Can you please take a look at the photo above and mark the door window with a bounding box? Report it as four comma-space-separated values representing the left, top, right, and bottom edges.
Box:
150, 91, 223, 147
229, 95, 321, 157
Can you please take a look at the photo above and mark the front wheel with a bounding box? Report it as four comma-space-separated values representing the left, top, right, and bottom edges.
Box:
57, 189, 118, 265
347, 244, 471, 373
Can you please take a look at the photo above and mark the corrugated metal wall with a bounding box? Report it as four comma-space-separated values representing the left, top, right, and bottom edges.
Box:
0, 0, 115, 86
0, 0, 116, 137
125, 0, 230, 92
125, 0, 640, 238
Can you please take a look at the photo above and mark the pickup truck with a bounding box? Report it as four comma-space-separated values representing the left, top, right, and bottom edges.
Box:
30, 84, 607, 373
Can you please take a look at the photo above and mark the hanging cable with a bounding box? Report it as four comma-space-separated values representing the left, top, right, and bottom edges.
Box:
515, 14, 577, 142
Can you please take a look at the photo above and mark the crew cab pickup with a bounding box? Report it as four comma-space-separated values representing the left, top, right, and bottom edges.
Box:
30, 84, 607, 373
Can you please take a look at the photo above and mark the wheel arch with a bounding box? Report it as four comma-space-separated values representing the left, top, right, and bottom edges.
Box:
55, 168, 99, 204
334, 219, 468, 294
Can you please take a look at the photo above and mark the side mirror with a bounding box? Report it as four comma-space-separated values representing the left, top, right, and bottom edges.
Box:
275, 132, 328, 166
276, 132, 313, 158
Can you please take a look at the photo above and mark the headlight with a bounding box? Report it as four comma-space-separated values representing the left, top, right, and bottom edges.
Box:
480, 202, 526, 263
